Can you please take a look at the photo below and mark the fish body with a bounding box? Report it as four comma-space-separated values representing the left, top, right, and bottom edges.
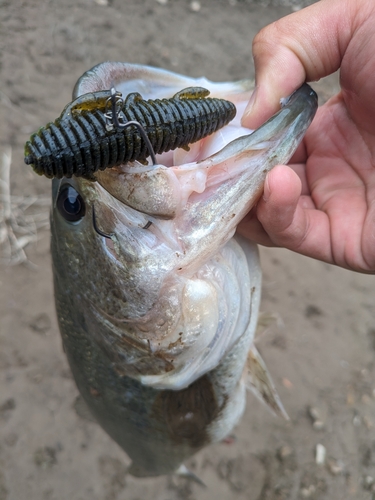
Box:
51, 62, 317, 476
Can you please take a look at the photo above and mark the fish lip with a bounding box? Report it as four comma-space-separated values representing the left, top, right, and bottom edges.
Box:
248, 82, 318, 145
282, 83, 318, 107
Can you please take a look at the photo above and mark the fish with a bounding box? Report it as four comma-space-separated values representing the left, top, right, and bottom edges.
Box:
50, 62, 317, 477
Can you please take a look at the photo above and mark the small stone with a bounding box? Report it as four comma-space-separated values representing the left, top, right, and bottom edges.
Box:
300, 485, 316, 498
156, 0, 168, 4
327, 459, 344, 476
353, 415, 361, 427
0, 398, 16, 412
29, 313, 51, 334
94, 0, 108, 5
277, 445, 293, 461
363, 475, 374, 491
307, 406, 321, 422
346, 389, 355, 405
282, 378, 293, 389
271, 334, 287, 350
190, 1, 201, 12
362, 394, 371, 404
315, 444, 326, 465
305, 304, 323, 318
34, 446, 57, 469
363, 416, 373, 429
313, 420, 325, 430
31, 372, 43, 383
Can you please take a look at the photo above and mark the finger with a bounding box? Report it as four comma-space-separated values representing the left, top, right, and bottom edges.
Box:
242, 0, 355, 129
260, 163, 305, 215
287, 163, 310, 196
237, 209, 274, 247
237, 164, 304, 245
289, 141, 307, 165
255, 165, 333, 263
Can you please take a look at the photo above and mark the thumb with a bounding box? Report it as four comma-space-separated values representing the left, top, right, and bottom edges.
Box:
242, 0, 354, 129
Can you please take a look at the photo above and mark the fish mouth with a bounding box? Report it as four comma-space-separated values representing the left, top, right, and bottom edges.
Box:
73, 63, 317, 274
73, 63, 317, 224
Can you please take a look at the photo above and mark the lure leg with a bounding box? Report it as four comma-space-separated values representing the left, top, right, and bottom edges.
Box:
106, 87, 157, 166
172, 87, 210, 100
59, 90, 120, 121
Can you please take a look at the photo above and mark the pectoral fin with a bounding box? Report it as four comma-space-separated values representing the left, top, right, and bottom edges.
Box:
246, 345, 289, 420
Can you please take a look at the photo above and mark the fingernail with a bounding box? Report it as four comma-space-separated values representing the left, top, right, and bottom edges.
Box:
242, 87, 258, 124
263, 173, 271, 202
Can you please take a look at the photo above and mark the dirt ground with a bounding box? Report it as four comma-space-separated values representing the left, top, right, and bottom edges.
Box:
1, 1, 375, 499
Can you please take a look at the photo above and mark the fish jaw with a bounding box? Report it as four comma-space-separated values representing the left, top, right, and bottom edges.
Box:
93, 81, 318, 276
171, 83, 318, 271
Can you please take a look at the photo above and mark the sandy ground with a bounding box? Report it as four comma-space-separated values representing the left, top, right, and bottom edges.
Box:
1, 1, 375, 499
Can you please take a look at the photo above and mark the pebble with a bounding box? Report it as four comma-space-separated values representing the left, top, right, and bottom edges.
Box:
0, 398, 16, 412
363, 415, 373, 429
361, 394, 371, 404
307, 406, 320, 421
277, 445, 293, 461
347, 389, 355, 405
190, 1, 201, 12
34, 446, 57, 469
327, 459, 345, 476
353, 415, 361, 427
29, 313, 51, 334
300, 485, 316, 498
363, 475, 374, 491
282, 377, 293, 389
307, 406, 325, 430
313, 420, 325, 430
315, 444, 326, 465
29, 371, 43, 383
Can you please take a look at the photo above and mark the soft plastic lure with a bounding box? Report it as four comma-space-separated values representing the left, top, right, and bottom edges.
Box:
24, 87, 236, 179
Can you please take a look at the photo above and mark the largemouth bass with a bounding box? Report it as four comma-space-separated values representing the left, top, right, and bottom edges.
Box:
51, 62, 317, 477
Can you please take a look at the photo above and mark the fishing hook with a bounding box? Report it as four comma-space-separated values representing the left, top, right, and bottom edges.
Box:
92, 205, 114, 239
106, 86, 158, 166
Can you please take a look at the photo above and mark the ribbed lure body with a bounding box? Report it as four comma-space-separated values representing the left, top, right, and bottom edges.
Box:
24, 87, 236, 179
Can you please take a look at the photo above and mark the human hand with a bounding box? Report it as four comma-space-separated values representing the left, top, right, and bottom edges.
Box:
238, 0, 375, 273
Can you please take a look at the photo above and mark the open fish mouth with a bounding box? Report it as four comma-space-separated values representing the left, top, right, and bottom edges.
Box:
75, 63, 317, 222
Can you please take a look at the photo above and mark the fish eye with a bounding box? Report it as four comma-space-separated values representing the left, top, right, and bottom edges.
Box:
57, 184, 86, 222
